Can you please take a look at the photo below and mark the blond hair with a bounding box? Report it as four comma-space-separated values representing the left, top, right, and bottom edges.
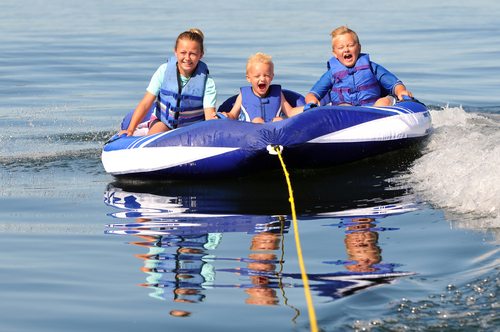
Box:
246, 52, 274, 74
175, 28, 205, 53
330, 26, 360, 47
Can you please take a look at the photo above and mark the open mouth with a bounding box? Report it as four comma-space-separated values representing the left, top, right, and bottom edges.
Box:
258, 83, 267, 90
343, 53, 353, 61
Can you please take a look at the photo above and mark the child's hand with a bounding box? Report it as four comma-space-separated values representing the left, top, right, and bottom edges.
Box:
394, 84, 413, 101
397, 90, 413, 100
215, 112, 229, 119
303, 102, 318, 111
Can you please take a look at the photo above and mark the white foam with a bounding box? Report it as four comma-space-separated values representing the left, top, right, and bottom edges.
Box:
407, 106, 500, 229
0, 223, 102, 235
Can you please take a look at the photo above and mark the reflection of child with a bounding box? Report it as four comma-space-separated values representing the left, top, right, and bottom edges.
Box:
344, 218, 382, 273
169, 309, 191, 317
122, 28, 217, 136
304, 26, 412, 109
244, 232, 281, 306
225, 53, 302, 123
133, 232, 220, 310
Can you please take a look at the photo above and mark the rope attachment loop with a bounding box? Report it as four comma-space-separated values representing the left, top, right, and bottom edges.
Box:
267, 144, 283, 155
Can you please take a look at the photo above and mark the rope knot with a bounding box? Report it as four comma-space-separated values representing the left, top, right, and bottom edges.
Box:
267, 145, 283, 155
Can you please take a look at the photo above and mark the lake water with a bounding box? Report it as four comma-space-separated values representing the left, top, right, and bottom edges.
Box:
0, 0, 499, 331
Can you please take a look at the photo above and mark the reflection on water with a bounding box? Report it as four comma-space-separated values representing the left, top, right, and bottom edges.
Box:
106, 143, 425, 216
244, 229, 284, 306
344, 218, 387, 273
132, 231, 219, 317
269, 214, 414, 302
110, 212, 289, 316
104, 182, 417, 315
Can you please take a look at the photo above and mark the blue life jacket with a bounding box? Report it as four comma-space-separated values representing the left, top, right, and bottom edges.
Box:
154, 56, 208, 129
240, 84, 282, 122
327, 53, 381, 106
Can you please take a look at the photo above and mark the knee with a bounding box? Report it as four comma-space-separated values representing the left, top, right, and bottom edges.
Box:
373, 96, 393, 107
147, 121, 169, 135
252, 117, 265, 124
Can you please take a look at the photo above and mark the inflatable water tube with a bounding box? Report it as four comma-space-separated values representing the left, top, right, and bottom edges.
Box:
102, 91, 432, 179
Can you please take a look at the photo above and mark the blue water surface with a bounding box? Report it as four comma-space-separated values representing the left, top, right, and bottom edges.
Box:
0, 0, 498, 331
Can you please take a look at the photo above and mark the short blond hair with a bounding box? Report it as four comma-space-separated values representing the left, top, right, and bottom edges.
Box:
246, 52, 274, 74
330, 26, 360, 47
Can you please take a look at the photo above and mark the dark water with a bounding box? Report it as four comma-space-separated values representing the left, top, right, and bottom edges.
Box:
0, 0, 498, 331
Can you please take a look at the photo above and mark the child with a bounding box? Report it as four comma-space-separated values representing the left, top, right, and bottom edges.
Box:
224, 52, 302, 123
122, 28, 217, 136
304, 26, 412, 110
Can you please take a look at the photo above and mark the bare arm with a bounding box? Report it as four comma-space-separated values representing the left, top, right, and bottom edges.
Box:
122, 92, 157, 136
281, 92, 304, 117
225, 94, 243, 120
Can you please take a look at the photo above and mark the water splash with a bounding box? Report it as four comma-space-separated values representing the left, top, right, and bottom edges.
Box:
1, 105, 115, 167
0, 106, 113, 172
405, 106, 500, 229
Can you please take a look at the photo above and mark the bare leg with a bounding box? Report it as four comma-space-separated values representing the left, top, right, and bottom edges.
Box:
148, 120, 169, 135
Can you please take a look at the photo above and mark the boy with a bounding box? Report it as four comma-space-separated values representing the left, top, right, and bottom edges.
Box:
304, 26, 412, 110
225, 52, 302, 123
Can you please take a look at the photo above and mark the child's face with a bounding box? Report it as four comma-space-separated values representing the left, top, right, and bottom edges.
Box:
174, 38, 204, 77
332, 33, 361, 68
246, 62, 274, 97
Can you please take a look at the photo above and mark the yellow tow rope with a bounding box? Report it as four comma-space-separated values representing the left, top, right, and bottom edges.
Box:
271, 145, 318, 332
